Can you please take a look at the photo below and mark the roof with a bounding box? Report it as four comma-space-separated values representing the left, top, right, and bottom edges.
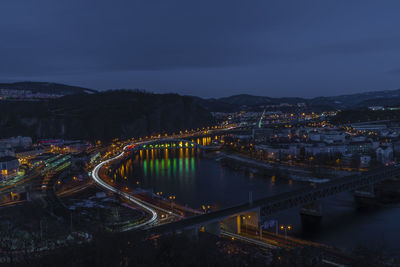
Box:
348, 141, 371, 145
14, 147, 35, 153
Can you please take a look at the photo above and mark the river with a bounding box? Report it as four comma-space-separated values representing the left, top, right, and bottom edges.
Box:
117, 147, 400, 254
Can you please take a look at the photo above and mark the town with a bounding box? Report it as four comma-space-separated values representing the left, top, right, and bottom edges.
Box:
2, 1, 400, 266
1, 94, 400, 265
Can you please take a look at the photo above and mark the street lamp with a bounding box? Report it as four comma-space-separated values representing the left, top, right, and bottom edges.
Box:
201, 204, 211, 214
280, 225, 292, 239
169, 195, 175, 211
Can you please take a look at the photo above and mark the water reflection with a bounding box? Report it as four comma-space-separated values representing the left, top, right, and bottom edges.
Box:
115, 146, 299, 210
112, 144, 400, 252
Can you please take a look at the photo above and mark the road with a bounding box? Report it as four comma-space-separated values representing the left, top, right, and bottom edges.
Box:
230, 227, 352, 266
92, 145, 158, 230
221, 230, 277, 249
89, 128, 237, 230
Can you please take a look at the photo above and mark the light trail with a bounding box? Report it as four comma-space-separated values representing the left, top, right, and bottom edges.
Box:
221, 230, 278, 249
91, 132, 225, 230
92, 146, 158, 230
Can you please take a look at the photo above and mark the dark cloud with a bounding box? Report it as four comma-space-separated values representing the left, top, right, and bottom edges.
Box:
1, 0, 400, 97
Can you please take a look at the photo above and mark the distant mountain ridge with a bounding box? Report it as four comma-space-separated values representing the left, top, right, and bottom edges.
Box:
0, 82, 97, 95
197, 88, 400, 111
309, 89, 400, 108
2, 81, 400, 110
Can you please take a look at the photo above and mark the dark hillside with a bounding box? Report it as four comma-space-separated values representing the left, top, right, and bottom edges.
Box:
0, 90, 213, 140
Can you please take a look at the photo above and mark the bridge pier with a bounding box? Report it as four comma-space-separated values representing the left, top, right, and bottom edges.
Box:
10, 191, 20, 201
204, 221, 221, 237
354, 184, 377, 206
240, 210, 260, 233
222, 215, 241, 234
300, 202, 322, 228
183, 226, 199, 240
25, 191, 31, 201
221, 209, 260, 235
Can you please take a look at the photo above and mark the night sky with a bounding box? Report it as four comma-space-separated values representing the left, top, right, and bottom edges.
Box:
1, 1, 400, 98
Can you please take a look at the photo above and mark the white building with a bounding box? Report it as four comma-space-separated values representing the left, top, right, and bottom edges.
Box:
0, 136, 32, 148
305, 143, 346, 156
0, 146, 15, 158
376, 146, 393, 165
255, 144, 300, 159
360, 155, 371, 168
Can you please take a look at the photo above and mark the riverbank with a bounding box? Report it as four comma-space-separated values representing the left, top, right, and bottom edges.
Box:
213, 151, 345, 184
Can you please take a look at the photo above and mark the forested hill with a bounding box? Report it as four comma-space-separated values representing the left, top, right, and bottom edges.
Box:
0, 90, 213, 140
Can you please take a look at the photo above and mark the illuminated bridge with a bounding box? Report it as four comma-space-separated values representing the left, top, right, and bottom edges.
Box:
150, 165, 400, 237
125, 139, 206, 151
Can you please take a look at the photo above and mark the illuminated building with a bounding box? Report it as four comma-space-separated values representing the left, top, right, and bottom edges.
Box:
0, 156, 19, 179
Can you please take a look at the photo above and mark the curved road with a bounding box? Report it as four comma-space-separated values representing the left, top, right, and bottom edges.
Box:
92, 146, 158, 230
91, 131, 228, 230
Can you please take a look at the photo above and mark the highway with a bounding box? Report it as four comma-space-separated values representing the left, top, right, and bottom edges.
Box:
89, 128, 238, 230
221, 230, 277, 249
91, 145, 158, 230
231, 227, 353, 266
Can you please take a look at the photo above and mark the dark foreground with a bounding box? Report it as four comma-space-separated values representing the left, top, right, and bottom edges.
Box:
3, 231, 398, 267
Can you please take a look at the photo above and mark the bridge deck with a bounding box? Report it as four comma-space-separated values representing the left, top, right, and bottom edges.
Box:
150, 166, 400, 233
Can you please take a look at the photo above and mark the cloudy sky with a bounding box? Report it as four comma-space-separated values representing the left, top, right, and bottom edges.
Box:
1, 0, 400, 97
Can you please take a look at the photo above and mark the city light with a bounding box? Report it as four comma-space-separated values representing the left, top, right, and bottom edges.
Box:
1, 6, 399, 264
